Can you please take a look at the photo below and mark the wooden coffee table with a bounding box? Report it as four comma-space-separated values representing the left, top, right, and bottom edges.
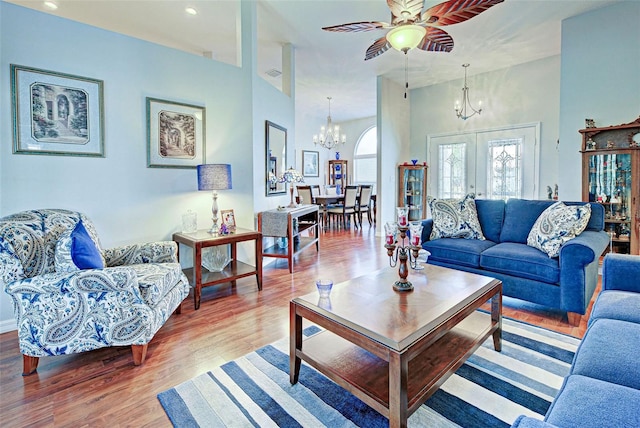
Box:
290, 265, 502, 428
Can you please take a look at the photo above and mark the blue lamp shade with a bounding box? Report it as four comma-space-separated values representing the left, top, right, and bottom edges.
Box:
197, 164, 232, 191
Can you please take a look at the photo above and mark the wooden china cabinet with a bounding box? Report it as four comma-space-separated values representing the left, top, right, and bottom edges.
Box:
328, 159, 348, 189
580, 117, 640, 255
398, 163, 428, 222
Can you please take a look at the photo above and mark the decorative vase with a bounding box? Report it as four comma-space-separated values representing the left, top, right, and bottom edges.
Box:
202, 245, 231, 272
181, 210, 197, 233
335, 152, 340, 160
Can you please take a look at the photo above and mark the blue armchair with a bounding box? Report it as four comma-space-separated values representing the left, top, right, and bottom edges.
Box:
0, 209, 190, 375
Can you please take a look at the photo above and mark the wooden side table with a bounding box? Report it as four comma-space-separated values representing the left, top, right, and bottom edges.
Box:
172, 228, 262, 309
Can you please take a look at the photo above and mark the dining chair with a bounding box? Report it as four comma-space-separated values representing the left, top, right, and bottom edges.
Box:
296, 185, 314, 205
357, 184, 374, 226
310, 185, 321, 197
327, 185, 359, 229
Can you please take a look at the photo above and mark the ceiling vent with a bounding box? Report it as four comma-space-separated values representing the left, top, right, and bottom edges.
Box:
265, 68, 282, 78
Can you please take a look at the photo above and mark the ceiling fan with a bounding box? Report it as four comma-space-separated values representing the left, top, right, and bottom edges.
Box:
322, 0, 505, 60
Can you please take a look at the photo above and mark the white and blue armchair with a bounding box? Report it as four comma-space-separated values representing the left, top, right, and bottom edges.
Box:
0, 209, 190, 375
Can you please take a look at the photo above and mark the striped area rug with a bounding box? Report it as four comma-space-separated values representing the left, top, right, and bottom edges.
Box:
158, 317, 579, 427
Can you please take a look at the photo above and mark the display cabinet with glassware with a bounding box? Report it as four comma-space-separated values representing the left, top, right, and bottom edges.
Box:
398, 164, 428, 222
328, 160, 348, 190
580, 117, 640, 255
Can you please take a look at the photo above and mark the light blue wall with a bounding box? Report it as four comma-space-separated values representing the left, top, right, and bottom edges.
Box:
409, 2, 640, 203
409, 56, 561, 199
558, 1, 640, 199
0, 2, 294, 330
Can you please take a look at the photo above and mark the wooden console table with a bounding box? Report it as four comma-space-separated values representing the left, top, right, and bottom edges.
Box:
172, 228, 262, 309
258, 205, 319, 273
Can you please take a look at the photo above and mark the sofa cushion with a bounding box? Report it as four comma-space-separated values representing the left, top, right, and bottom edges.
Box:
527, 202, 591, 258
480, 243, 560, 284
589, 290, 640, 326
545, 375, 640, 428
428, 194, 485, 240
475, 199, 505, 244
55, 220, 105, 272
570, 319, 640, 390
130, 262, 185, 307
423, 238, 496, 268
500, 199, 553, 243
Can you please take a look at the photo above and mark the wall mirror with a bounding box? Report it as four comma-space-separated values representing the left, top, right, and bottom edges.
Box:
265, 120, 287, 196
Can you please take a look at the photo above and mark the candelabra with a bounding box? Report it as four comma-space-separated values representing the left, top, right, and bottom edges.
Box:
384, 208, 424, 292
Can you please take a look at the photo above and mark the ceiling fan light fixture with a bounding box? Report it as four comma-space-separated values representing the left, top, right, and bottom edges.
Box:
386, 25, 426, 53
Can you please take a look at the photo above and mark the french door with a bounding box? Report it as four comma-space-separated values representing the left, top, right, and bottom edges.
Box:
427, 123, 540, 200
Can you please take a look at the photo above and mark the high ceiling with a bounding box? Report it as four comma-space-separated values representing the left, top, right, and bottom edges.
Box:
6, 0, 619, 123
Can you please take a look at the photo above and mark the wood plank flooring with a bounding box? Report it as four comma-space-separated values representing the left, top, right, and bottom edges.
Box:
0, 225, 597, 427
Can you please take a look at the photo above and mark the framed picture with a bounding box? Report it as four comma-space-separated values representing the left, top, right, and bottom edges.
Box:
11, 64, 105, 157
146, 97, 205, 168
221, 209, 236, 231
302, 150, 319, 177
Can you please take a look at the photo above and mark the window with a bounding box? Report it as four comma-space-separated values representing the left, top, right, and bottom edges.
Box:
354, 126, 377, 187
438, 143, 466, 198
487, 138, 522, 200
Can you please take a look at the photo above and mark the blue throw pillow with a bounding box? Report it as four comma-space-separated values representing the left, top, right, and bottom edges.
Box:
55, 220, 104, 272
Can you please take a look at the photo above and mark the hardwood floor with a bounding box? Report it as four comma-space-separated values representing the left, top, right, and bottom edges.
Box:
0, 226, 598, 427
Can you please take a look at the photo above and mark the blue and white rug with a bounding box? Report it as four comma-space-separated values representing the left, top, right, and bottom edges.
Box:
158, 317, 579, 427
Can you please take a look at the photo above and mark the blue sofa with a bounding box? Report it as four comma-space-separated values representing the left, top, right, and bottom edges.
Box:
511, 253, 640, 428
420, 199, 610, 325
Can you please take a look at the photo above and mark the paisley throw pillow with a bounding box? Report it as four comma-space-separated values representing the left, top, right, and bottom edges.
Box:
429, 194, 485, 240
527, 202, 592, 258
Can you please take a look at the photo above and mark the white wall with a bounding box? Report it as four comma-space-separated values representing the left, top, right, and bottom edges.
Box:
558, 1, 640, 199
409, 55, 561, 199
378, 77, 411, 227
0, 2, 295, 331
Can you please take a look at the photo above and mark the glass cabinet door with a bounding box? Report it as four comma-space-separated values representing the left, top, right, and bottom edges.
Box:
398, 165, 428, 221
587, 153, 632, 251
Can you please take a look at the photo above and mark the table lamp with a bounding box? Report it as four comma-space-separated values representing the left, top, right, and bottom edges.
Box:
197, 164, 232, 234
279, 167, 304, 208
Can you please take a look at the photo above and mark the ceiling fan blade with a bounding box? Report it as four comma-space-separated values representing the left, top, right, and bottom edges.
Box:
387, 0, 425, 22
365, 36, 391, 61
422, 0, 504, 26
417, 27, 454, 52
322, 21, 390, 33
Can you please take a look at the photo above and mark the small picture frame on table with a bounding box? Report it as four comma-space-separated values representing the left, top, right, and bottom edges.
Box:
221, 209, 236, 232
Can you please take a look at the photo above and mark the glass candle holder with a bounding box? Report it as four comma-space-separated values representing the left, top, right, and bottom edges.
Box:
384, 221, 398, 245
409, 222, 423, 246
396, 207, 409, 227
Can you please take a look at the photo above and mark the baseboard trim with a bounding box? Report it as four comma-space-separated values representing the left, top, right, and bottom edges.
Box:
0, 318, 17, 334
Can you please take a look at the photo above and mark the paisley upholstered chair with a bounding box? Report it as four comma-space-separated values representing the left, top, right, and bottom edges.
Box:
0, 209, 190, 375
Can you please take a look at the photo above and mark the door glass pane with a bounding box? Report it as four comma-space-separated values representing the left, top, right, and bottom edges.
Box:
487, 138, 522, 200
438, 143, 466, 198
588, 153, 632, 222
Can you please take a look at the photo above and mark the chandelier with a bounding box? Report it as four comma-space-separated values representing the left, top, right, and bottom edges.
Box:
313, 97, 346, 150
454, 64, 482, 120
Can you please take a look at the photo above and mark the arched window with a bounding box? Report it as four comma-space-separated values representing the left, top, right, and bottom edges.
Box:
354, 126, 377, 189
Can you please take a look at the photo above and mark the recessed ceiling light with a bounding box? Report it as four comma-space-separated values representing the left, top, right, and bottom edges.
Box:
44, 1, 58, 10
185, 7, 197, 16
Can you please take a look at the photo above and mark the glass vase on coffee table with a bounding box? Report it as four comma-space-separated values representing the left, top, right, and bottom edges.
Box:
384, 208, 422, 291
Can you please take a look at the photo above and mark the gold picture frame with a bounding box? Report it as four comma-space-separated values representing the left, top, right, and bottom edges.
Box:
221, 209, 236, 232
